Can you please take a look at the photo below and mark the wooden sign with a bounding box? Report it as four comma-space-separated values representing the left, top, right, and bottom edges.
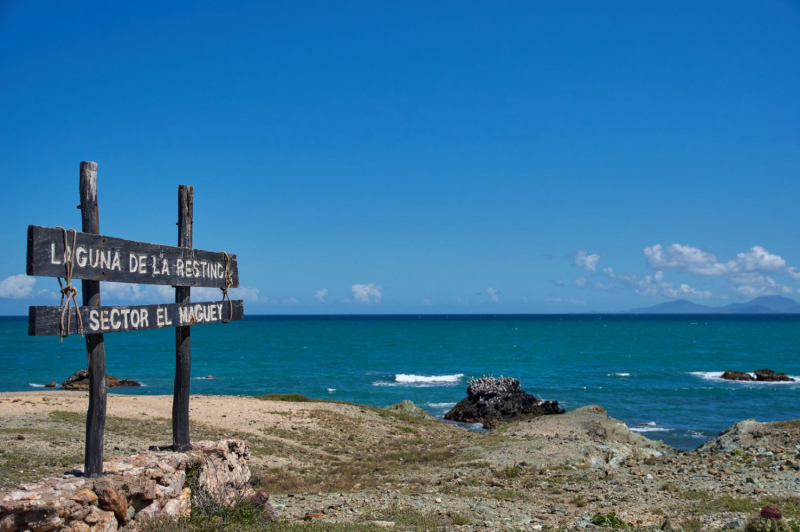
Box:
27, 225, 239, 288
29, 300, 244, 336
25, 162, 245, 476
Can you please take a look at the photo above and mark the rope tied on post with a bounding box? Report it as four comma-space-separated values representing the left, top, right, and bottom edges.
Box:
54, 227, 84, 341
220, 251, 234, 323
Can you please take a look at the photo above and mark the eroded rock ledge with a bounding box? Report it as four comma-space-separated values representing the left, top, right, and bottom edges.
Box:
0, 439, 252, 532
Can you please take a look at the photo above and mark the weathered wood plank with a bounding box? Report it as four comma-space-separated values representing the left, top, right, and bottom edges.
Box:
174, 185, 193, 451
28, 300, 244, 336
26, 225, 239, 288
80, 161, 106, 479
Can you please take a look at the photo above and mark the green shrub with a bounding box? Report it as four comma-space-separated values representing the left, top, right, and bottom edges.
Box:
589, 512, 630, 529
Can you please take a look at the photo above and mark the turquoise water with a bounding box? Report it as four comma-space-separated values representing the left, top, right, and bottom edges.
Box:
2, 315, 799, 450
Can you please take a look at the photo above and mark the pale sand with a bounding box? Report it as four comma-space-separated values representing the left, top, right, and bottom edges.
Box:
1, 391, 798, 530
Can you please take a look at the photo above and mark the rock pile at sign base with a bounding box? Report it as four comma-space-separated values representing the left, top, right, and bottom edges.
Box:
444, 376, 564, 429
0, 438, 274, 532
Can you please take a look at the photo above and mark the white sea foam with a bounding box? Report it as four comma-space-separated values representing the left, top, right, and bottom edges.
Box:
28, 383, 45, 388
426, 402, 456, 408
690, 371, 800, 384
395, 374, 464, 383
629, 425, 670, 433
373, 374, 464, 387
327, 388, 336, 393
608, 372, 631, 377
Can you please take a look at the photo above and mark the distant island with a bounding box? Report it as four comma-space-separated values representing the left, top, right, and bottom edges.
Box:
624, 295, 800, 314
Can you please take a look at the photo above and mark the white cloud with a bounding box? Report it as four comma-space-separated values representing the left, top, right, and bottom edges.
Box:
788, 267, 800, 281
352, 283, 382, 304
635, 274, 712, 299
486, 287, 499, 302
315, 289, 328, 302
553, 279, 564, 287
100, 283, 268, 304
574, 250, 600, 272
421, 299, 432, 306
733, 246, 785, 272
0, 274, 36, 299
602, 267, 711, 299
729, 274, 794, 299
645, 243, 789, 277
282, 297, 299, 305
574, 277, 587, 287
644, 244, 727, 275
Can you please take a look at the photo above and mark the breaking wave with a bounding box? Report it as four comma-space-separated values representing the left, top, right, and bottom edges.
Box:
690, 371, 800, 384
372, 373, 464, 387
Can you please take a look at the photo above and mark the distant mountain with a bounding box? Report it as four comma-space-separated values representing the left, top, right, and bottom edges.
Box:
624, 295, 800, 314
625, 299, 713, 314
716, 295, 800, 314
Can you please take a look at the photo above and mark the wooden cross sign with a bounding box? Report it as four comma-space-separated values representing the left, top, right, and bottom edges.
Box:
25, 162, 244, 477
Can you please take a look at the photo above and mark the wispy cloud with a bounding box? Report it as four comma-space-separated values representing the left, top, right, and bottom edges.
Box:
352, 283, 382, 304
602, 267, 712, 299
645, 243, 788, 276
486, 287, 499, 302
100, 283, 269, 304
574, 250, 600, 272
315, 289, 328, 302
545, 297, 586, 306
0, 274, 36, 299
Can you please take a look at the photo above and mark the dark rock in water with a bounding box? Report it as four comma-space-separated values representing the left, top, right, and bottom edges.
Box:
203, 375, 215, 379
754, 368, 794, 382
721, 370, 754, 381
62, 368, 89, 388
44, 381, 57, 388
62, 369, 141, 390
444, 376, 564, 429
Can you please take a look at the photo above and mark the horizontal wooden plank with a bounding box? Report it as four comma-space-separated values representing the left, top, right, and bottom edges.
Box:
29, 300, 244, 336
26, 226, 239, 288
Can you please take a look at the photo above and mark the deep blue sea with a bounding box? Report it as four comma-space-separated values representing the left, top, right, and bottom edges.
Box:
2, 315, 799, 450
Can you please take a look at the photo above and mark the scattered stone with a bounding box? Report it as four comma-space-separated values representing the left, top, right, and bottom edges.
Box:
759, 506, 782, 520
661, 519, 684, 531
44, 382, 57, 388
0, 439, 254, 531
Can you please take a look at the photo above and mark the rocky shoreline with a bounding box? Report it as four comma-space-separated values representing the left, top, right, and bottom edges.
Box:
0, 392, 798, 531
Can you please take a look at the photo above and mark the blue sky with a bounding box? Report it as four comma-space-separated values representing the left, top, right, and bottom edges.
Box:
1, 1, 799, 314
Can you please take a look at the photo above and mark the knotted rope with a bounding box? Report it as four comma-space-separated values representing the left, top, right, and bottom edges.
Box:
55, 227, 84, 341
220, 252, 233, 323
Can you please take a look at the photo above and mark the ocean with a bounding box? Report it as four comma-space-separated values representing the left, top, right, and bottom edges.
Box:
2, 314, 799, 450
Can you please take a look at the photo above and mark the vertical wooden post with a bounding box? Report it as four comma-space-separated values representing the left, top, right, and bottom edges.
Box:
173, 185, 193, 451
79, 161, 106, 478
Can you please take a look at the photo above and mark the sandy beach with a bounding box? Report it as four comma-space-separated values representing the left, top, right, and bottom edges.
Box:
1, 391, 798, 530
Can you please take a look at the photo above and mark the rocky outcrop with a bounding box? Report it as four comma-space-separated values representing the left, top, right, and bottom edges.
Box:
61, 369, 141, 390
721, 370, 754, 381
696, 418, 800, 453
754, 368, 794, 382
383, 400, 436, 421
444, 376, 564, 429
0, 439, 268, 531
